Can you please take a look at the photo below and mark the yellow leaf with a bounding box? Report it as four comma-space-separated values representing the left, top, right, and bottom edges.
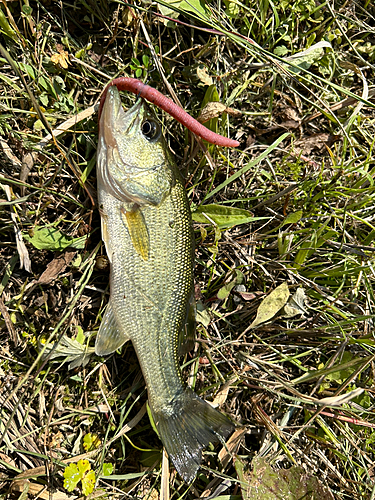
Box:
250, 282, 290, 328
51, 49, 70, 69
83, 433, 101, 451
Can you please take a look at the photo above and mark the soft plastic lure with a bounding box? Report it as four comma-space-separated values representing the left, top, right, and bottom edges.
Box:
99, 77, 240, 148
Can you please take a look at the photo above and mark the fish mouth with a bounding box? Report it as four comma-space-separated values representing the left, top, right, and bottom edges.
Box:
100, 86, 146, 137
121, 99, 145, 136
101, 86, 147, 143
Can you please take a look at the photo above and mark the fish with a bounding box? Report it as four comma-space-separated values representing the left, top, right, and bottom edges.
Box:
96, 86, 233, 483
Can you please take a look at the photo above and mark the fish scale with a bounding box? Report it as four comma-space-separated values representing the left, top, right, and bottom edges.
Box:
96, 86, 233, 483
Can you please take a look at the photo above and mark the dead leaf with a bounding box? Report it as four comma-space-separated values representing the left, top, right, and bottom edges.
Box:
1, 184, 31, 272
160, 449, 169, 500
212, 376, 237, 406
282, 287, 307, 318
38, 251, 76, 284
0, 297, 19, 346
198, 101, 226, 122
198, 101, 241, 123
51, 49, 70, 69
294, 133, 341, 155
11, 480, 75, 500
237, 290, 264, 301
122, 6, 135, 26
196, 65, 213, 86
0, 138, 22, 167
249, 282, 290, 328
218, 427, 247, 468
319, 387, 364, 406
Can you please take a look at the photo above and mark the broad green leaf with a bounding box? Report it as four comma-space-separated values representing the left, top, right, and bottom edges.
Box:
63, 459, 95, 496
77, 459, 90, 476
157, 0, 208, 20
200, 85, 219, 134
217, 270, 244, 300
24, 226, 87, 251
281, 210, 303, 226
196, 301, 211, 327
250, 282, 290, 328
63, 463, 81, 492
274, 45, 289, 56
283, 41, 332, 75
75, 326, 85, 344
192, 204, 258, 229
102, 463, 114, 476
140, 449, 162, 467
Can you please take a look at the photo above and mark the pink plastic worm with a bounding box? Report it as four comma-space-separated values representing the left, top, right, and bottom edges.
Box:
98, 77, 240, 148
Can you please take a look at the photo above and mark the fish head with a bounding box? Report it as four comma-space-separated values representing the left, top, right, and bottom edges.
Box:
98, 86, 174, 207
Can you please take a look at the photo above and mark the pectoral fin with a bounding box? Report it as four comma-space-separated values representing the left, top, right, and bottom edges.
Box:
95, 301, 130, 356
121, 206, 150, 261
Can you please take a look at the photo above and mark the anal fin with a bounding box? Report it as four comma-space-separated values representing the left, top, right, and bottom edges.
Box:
178, 292, 196, 356
95, 301, 130, 356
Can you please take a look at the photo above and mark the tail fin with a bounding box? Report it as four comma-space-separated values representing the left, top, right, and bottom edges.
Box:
153, 388, 234, 483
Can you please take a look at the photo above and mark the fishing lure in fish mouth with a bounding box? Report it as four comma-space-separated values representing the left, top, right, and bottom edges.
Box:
96, 85, 234, 483
99, 77, 240, 148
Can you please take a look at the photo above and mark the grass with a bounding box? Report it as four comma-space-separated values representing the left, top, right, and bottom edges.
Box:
1, 0, 375, 499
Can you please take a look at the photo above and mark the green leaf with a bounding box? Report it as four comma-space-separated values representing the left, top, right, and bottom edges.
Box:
281, 210, 303, 226
22, 5, 32, 15
102, 463, 114, 476
196, 301, 211, 327
39, 93, 49, 106
192, 204, 259, 229
142, 54, 149, 67
75, 326, 85, 344
292, 356, 372, 386
63, 459, 96, 496
63, 463, 81, 492
0, 9, 17, 39
157, 0, 208, 21
250, 282, 290, 328
284, 41, 332, 75
23, 226, 87, 251
217, 270, 244, 300
274, 45, 289, 56
83, 433, 101, 452
146, 401, 160, 438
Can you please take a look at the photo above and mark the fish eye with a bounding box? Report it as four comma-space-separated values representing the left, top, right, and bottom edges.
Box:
141, 120, 160, 141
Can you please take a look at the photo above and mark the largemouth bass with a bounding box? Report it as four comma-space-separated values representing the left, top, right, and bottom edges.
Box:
96, 86, 233, 483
